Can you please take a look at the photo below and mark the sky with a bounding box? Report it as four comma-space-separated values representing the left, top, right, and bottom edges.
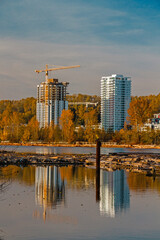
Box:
1, 0, 160, 99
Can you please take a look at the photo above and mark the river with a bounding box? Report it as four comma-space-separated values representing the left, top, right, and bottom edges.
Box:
0, 165, 160, 240
0, 144, 160, 154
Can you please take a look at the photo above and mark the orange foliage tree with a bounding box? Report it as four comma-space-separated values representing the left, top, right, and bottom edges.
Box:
127, 96, 158, 128
60, 109, 75, 143
84, 109, 98, 143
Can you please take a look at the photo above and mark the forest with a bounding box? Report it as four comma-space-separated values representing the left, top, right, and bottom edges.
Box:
0, 93, 160, 144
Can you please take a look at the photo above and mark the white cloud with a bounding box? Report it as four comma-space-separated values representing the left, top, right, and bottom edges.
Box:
0, 38, 160, 99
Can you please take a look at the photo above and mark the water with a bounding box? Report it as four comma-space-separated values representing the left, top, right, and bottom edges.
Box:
0, 165, 160, 240
0, 144, 160, 154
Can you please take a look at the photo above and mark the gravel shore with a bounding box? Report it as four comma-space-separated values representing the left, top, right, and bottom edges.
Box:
0, 150, 160, 176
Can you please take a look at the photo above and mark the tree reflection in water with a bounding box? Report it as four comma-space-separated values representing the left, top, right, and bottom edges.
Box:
0, 168, 12, 240
1, 164, 160, 224
33, 166, 96, 222
0, 168, 12, 195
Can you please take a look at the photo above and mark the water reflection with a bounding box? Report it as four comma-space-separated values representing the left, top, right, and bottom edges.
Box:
99, 170, 130, 218
35, 166, 96, 211
59, 166, 96, 189
127, 172, 160, 194
1, 164, 160, 239
35, 166, 65, 209
35, 147, 54, 154
2, 144, 160, 154
34, 166, 130, 219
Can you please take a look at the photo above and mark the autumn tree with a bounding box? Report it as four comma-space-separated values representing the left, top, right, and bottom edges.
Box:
0, 94, 160, 144
48, 121, 55, 142
53, 125, 62, 142
9, 112, 24, 142
76, 126, 85, 141
128, 96, 155, 128
84, 109, 98, 143
28, 116, 39, 141
60, 109, 75, 143
76, 105, 85, 125
99, 128, 113, 142
22, 128, 31, 142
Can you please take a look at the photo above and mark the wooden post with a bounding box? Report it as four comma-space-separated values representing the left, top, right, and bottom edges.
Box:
96, 139, 101, 202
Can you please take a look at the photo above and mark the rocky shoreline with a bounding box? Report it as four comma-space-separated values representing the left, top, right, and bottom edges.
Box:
0, 150, 160, 176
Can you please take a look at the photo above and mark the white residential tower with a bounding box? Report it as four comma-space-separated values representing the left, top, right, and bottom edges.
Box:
101, 74, 131, 132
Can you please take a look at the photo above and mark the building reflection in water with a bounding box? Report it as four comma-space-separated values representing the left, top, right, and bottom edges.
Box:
99, 170, 130, 218
35, 147, 54, 155
35, 166, 65, 211
35, 166, 130, 219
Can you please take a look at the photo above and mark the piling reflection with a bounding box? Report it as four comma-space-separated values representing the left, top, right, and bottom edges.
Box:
99, 170, 130, 218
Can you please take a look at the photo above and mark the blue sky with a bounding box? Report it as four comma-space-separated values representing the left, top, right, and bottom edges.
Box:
1, 0, 160, 99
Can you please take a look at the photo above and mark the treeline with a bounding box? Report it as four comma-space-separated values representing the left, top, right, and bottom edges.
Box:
66, 93, 100, 103
67, 93, 101, 125
116, 93, 160, 145
0, 93, 160, 144
128, 94, 160, 127
0, 98, 36, 124
0, 98, 37, 142
113, 129, 160, 145
0, 95, 101, 143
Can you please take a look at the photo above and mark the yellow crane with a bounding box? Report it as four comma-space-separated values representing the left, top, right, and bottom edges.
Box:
35, 64, 80, 127
35, 64, 80, 82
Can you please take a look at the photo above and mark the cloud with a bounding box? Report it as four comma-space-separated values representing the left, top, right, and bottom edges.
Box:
0, 0, 155, 46
0, 1, 160, 99
0, 38, 160, 100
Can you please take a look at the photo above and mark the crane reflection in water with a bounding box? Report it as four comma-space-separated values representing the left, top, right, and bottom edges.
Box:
35, 166, 65, 220
34, 165, 130, 220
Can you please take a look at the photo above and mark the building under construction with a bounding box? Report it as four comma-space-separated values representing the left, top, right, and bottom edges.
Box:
36, 65, 80, 128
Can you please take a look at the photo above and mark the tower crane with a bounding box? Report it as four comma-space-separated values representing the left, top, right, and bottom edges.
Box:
35, 64, 80, 128
35, 64, 80, 82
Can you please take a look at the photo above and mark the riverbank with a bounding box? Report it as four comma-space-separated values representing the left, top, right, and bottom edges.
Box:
1, 142, 160, 149
0, 151, 160, 176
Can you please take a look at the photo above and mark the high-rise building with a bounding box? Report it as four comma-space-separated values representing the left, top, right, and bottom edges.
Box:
37, 78, 68, 128
36, 64, 80, 128
101, 74, 131, 132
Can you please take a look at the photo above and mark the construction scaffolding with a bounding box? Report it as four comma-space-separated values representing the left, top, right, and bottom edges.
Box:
36, 65, 80, 128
